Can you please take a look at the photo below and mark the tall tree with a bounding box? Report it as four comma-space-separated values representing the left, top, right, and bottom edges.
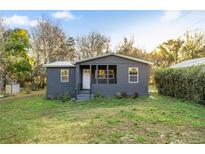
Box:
153, 39, 184, 67
57, 36, 76, 61
76, 32, 111, 59
0, 17, 5, 65
117, 37, 148, 60
30, 18, 75, 89
1, 28, 32, 86
149, 31, 205, 68
182, 30, 205, 59
148, 50, 163, 67
117, 37, 135, 55
0, 17, 5, 90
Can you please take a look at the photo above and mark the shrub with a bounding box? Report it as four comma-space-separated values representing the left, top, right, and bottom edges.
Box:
32, 83, 39, 91
24, 83, 31, 94
115, 92, 122, 99
115, 92, 128, 99
132, 92, 139, 99
47, 95, 55, 100
25, 88, 31, 94
154, 65, 205, 104
58, 92, 71, 102
121, 92, 128, 98
95, 91, 102, 98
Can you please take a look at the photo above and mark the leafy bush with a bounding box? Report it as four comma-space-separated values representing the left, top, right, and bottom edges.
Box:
115, 92, 128, 99
57, 92, 71, 102
121, 92, 128, 98
32, 83, 39, 91
95, 91, 102, 98
132, 92, 139, 99
24, 82, 31, 94
115, 92, 122, 99
47, 95, 55, 100
25, 88, 31, 94
154, 65, 205, 104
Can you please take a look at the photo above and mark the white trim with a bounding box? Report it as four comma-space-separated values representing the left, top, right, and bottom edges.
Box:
60, 69, 69, 82
128, 67, 139, 83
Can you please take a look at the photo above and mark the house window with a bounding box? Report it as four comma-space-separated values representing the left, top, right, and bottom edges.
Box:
108, 70, 114, 79
128, 67, 139, 83
95, 69, 115, 79
61, 69, 69, 82
98, 70, 106, 79
92, 65, 117, 84
109, 65, 117, 84
95, 70, 106, 79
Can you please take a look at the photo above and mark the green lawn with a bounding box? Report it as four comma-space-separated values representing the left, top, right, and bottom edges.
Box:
0, 93, 205, 144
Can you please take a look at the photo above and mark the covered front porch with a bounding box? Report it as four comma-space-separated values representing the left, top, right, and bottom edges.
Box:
76, 64, 117, 96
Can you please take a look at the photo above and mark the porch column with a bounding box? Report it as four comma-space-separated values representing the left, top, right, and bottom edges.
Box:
76, 65, 80, 95
90, 64, 92, 89
106, 64, 109, 84
96, 64, 98, 84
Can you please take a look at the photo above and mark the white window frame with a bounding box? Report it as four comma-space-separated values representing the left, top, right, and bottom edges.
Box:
128, 67, 139, 83
60, 69, 69, 82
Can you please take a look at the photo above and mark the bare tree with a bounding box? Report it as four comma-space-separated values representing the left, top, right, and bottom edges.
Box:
76, 32, 111, 59
105, 36, 112, 53
30, 17, 75, 89
117, 37, 135, 56
117, 37, 149, 60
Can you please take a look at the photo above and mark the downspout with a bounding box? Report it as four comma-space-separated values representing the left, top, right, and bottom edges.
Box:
76, 65, 80, 99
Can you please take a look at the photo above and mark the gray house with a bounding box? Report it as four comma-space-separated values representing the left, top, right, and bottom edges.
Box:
44, 53, 152, 100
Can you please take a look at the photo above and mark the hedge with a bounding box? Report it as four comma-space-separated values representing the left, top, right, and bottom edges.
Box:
154, 65, 205, 104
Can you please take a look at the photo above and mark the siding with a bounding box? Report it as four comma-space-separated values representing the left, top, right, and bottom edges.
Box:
46, 67, 76, 98
77, 55, 150, 96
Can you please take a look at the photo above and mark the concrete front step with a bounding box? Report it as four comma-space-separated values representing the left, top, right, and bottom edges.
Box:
77, 99, 90, 101
79, 90, 90, 94
77, 94, 91, 101
77, 94, 90, 97
76, 97, 91, 101
77, 96, 90, 99
76, 90, 92, 101
77, 96, 90, 98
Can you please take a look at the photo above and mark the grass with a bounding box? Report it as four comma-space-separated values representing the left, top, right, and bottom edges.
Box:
0, 93, 205, 144
0, 89, 45, 101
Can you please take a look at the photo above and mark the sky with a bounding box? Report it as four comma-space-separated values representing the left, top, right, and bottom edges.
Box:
0, 10, 205, 52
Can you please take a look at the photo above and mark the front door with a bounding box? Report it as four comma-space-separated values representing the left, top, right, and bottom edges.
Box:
82, 69, 90, 89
